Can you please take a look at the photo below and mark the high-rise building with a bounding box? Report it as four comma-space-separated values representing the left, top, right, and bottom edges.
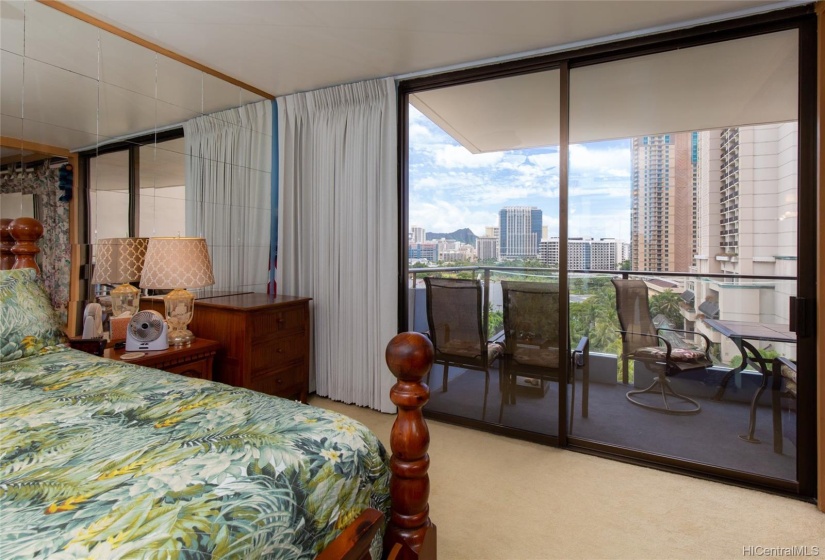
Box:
591, 238, 619, 270
499, 206, 542, 259
538, 239, 559, 267
630, 133, 694, 272
538, 237, 627, 270
685, 123, 798, 362
408, 242, 438, 262
568, 238, 591, 270
410, 226, 426, 244
476, 237, 499, 262
485, 226, 499, 238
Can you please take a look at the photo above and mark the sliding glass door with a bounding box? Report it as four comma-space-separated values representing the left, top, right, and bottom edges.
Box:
567, 29, 807, 488
400, 11, 816, 495
406, 70, 564, 441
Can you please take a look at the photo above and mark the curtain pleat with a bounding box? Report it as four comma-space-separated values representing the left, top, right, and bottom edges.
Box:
184, 101, 272, 292
276, 78, 397, 413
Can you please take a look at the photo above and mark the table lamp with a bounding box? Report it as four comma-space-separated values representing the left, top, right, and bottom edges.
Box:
92, 237, 149, 317
139, 237, 215, 346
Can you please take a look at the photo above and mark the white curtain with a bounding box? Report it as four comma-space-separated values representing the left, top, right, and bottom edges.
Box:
184, 100, 272, 293
277, 78, 397, 413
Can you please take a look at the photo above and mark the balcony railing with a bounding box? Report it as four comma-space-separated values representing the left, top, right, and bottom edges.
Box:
408, 265, 797, 384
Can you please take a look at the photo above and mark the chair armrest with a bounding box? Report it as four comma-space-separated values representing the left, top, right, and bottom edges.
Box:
773, 356, 796, 370
616, 330, 673, 358
617, 330, 669, 346
657, 327, 712, 353
572, 336, 589, 368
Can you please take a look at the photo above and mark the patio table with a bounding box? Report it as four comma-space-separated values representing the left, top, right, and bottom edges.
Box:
703, 319, 795, 444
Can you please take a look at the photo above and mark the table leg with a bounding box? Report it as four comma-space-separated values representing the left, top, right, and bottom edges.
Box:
738, 339, 771, 444
713, 338, 746, 400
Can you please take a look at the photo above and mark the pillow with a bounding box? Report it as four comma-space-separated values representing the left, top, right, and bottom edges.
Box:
0, 268, 67, 362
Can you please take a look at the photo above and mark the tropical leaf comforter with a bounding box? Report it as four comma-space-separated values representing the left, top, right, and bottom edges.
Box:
0, 345, 390, 559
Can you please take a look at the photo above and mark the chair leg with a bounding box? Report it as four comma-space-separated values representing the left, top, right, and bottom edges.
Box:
771, 370, 783, 454
498, 369, 511, 423
626, 374, 701, 415
482, 369, 490, 421
442, 363, 449, 393
582, 360, 589, 418
568, 378, 576, 435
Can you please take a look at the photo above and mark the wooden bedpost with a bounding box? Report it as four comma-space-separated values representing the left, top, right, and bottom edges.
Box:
9, 217, 44, 274
0, 218, 14, 269
384, 332, 437, 560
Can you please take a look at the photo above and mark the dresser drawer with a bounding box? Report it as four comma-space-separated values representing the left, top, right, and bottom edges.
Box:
165, 357, 213, 380
251, 333, 306, 375
250, 365, 304, 397
251, 305, 305, 339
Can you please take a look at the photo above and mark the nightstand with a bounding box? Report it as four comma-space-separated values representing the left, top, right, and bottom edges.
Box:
141, 294, 311, 402
104, 338, 221, 381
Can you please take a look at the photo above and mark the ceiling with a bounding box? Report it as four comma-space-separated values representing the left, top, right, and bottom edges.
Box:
66, 0, 802, 98
0, 0, 809, 156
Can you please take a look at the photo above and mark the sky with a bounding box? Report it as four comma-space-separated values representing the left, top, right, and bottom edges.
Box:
409, 105, 632, 242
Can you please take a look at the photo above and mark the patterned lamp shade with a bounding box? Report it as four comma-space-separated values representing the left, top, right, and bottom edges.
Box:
139, 237, 215, 290
92, 238, 149, 284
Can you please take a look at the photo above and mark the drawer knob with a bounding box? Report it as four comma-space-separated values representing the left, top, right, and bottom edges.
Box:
276, 347, 284, 354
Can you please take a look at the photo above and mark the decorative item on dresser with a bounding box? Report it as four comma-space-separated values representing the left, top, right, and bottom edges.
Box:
141, 293, 312, 402
104, 337, 220, 380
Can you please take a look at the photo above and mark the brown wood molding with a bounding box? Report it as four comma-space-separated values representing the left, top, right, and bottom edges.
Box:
0, 136, 71, 158
37, 0, 275, 101
816, 0, 824, 514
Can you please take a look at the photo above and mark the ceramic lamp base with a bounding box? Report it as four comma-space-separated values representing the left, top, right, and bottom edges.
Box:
111, 283, 140, 317
164, 288, 195, 347
167, 328, 195, 347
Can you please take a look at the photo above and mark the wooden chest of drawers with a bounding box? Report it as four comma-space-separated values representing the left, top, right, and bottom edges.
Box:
141, 294, 311, 402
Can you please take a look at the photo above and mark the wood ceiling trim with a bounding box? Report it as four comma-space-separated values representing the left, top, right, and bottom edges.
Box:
37, 0, 275, 101
0, 136, 72, 158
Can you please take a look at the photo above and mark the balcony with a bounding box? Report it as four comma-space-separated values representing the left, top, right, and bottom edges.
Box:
408, 266, 798, 483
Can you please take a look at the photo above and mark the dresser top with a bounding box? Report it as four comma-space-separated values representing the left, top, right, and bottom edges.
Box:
193, 293, 311, 311
143, 292, 311, 311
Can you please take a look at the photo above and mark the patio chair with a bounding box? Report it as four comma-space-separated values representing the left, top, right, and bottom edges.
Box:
771, 357, 797, 454
612, 279, 712, 415
424, 277, 503, 420
498, 281, 590, 432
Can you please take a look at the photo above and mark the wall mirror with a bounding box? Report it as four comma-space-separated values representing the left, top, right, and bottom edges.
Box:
0, 0, 265, 331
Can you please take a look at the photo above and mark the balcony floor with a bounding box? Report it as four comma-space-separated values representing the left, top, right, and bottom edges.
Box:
425, 363, 796, 482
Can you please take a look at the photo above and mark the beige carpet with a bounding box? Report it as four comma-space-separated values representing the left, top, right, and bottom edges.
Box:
311, 396, 824, 560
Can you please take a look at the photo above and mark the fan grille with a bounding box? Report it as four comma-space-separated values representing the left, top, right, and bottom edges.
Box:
129, 310, 164, 342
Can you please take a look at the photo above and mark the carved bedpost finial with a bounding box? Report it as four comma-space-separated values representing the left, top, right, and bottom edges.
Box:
0, 218, 14, 270
9, 217, 44, 275
384, 332, 437, 560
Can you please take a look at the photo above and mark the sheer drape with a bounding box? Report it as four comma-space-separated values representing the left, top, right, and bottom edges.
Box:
184, 100, 272, 292
277, 78, 397, 412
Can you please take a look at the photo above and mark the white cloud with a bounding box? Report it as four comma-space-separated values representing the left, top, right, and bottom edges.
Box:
434, 145, 505, 168
407, 103, 632, 241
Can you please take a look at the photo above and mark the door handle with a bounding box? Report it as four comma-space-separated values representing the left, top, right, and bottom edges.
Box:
789, 296, 807, 337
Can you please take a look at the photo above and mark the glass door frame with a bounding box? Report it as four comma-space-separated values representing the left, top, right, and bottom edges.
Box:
397, 5, 817, 498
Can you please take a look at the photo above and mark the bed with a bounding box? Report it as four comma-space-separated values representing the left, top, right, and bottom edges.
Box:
1, 218, 436, 560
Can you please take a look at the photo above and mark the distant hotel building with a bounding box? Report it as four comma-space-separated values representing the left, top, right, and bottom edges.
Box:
630, 133, 694, 272
476, 237, 499, 262
410, 226, 426, 244
681, 123, 798, 362
499, 206, 542, 259
539, 237, 628, 270
408, 242, 438, 263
